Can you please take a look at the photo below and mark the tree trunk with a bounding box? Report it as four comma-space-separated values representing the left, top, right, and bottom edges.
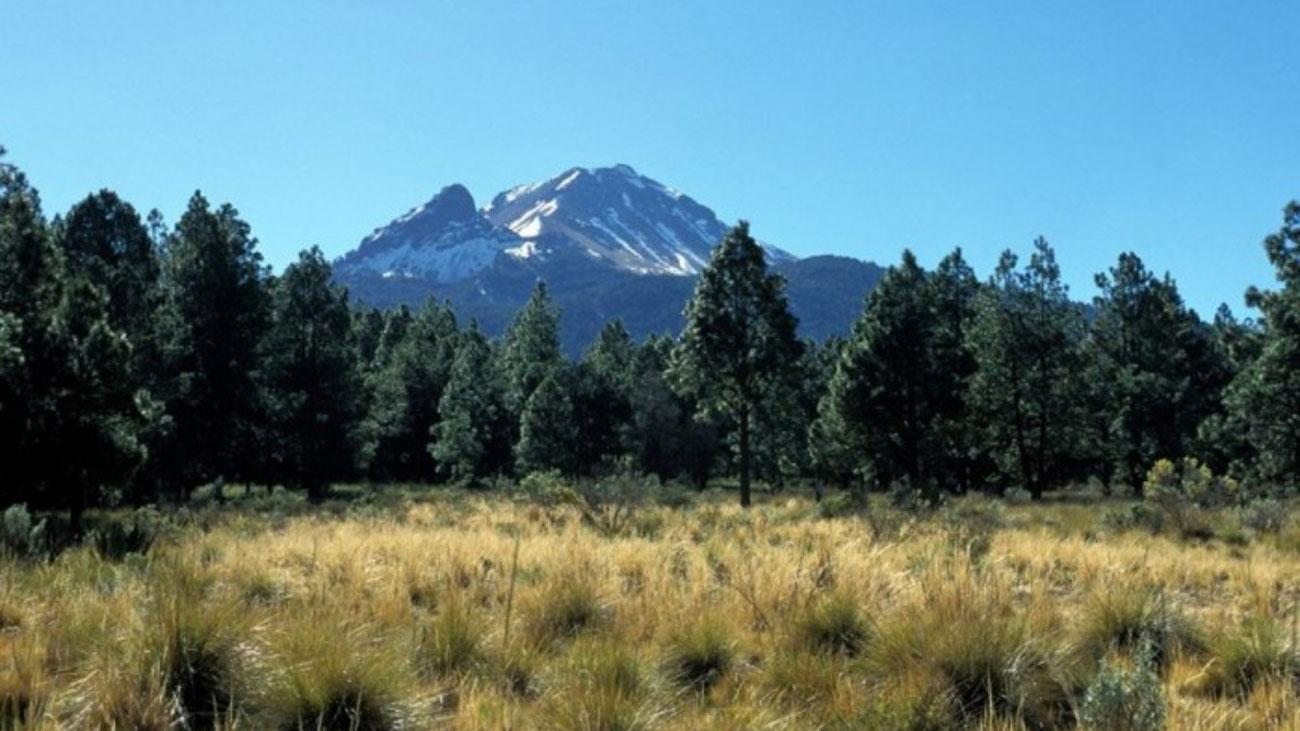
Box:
738, 407, 752, 508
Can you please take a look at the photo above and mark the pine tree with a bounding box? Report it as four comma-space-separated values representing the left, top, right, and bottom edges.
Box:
500, 282, 563, 421
670, 221, 801, 506
261, 248, 365, 501
56, 191, 160, 358
152, 192, 270, 494
364, 299, 458, 480
516, 369, 579, 475
627, 335, 720, 485
811, 251, 958, 497
431, 324, 510, 482
0, 151, 148, 524
1222, 202, 1300, 487
968, 240, 1086, 498
1085, 253, 1224, 491
574, 320, 637, 472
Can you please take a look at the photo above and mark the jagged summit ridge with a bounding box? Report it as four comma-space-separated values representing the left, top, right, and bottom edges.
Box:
334, 164, 796, 284
483, 164, 790, 275
334, 184, 519, 284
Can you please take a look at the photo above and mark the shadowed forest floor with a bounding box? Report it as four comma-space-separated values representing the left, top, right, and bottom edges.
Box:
1, 486, 1298, 729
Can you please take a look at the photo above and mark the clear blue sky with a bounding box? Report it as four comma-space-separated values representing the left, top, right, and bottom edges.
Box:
3, 1, 1296, 317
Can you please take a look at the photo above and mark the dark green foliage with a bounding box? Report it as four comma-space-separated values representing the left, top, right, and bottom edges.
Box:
670, 221, 802, 506
261, 248, 366, 500
151, 192, 270, 495
516, 369, 579, 475
500, 281, 563, 420
811, 250, 974, 497
363, 300, 457, 481
1220, 202, 1300, 487
430, 324, 511, 481
968, 239, 1087, 498
0, 152, 150, 525
56, 190, 161, 376
1085, 253, 1230, 492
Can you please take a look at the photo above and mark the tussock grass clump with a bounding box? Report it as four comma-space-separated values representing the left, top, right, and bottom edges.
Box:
1075, 585, 1203, 670
1193, 616, 1298, 698
416, 596, 485, 678
865, 577, 1071, 726
523, 573, 606, 647
542, 638, 665, 731
760, 649, 847, 713
259, 620, 428, 731
792, 591, 872, 656
661, 616, 735, 691
0, 635, 51, 730
154, 594, 251, 728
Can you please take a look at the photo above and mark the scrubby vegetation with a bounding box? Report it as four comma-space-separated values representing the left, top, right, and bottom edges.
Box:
0, 486, 1295, 729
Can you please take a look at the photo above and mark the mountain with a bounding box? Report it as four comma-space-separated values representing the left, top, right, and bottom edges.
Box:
334, 165, 883, 354
482, 164, 793, 275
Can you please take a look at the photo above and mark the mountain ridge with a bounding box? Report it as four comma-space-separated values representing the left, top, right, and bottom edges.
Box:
333, 165, 884, 354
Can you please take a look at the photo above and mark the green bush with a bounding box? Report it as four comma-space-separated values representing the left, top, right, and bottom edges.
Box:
815, 491, 861, 520
1238, 498, 1289, 535
0, 504, 46, 560
1078, 642, 1166, 731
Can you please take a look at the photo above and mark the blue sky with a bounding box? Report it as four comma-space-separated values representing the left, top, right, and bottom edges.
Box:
2, 1, 1296, 317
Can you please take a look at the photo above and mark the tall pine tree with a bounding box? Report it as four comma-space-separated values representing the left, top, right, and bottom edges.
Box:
968, 240, 1086, 498
152, 192, 270, 494
261, 248, 365, 501
670, 221, 801, 506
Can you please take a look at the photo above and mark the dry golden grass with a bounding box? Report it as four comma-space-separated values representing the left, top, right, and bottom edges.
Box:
0, 489, 1296, 729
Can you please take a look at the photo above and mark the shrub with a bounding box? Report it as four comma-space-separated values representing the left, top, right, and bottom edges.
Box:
939, 497, 1004, 561
1078, 642, 1166, 731
1101, 503, 1164, 534
1195, 616, 1298, 698
1143, 458, 1237, 539
570, 474, 659, 536
0, 504, 46, 560
1075, 586, 1202, 670
88, 508, 169, 560
1239, 498, 1289, 535
662, 617, 736, 691
816, 491, 861, 520
792, 592, 871, 656
516, 470, 570, 507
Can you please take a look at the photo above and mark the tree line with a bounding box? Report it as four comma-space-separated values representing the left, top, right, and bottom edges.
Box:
2, 148, 1298, 520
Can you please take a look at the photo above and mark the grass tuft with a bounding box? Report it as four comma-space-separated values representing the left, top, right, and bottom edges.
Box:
1193, 615, 1298, 698
1074, 585, 1203, 670
662, 616, 735, 692
792, 591, 872, 656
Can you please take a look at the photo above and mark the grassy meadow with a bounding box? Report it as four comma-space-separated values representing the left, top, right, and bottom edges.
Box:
0, 484, 1298, 730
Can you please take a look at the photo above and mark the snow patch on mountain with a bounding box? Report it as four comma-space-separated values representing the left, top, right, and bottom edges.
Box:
483, 164, 794, 276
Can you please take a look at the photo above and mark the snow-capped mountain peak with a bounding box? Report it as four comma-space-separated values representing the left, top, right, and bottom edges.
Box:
484, 164, 791, 276
334, 184, 519, 283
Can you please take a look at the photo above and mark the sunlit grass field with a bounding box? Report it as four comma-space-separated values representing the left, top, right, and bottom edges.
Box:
1, 486, 1297, 729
